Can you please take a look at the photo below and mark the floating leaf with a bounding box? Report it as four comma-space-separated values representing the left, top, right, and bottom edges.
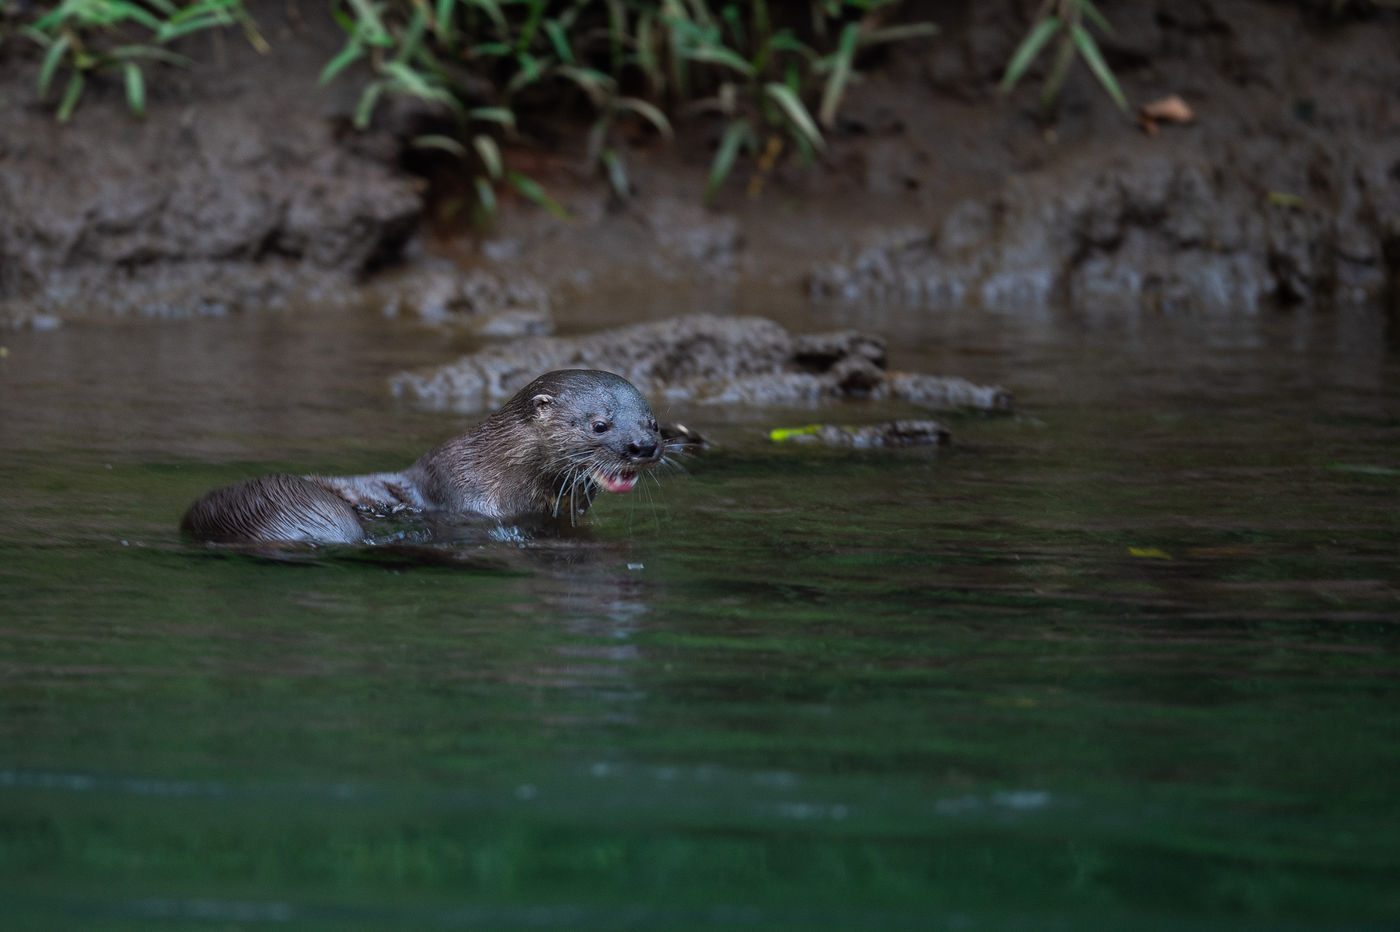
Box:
1128, 547, 1172, 560
770, 424, 824, 442
1267, 191, 1306, 209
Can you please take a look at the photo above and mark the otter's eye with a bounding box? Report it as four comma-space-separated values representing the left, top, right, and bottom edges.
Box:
591, 419, 611, 433
648, 418, 658, 432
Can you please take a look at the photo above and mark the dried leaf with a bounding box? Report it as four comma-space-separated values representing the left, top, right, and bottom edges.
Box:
1140, 94, 1194, 124
1138, 94, 1195, 135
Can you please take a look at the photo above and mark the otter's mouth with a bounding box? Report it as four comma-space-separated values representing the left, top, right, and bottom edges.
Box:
592, 467, 639, 494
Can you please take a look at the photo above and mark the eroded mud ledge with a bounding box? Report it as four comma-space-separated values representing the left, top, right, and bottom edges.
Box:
2, 0, 1398, 329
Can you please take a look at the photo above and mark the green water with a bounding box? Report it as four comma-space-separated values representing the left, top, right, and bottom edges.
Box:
1, 299, 1398, 929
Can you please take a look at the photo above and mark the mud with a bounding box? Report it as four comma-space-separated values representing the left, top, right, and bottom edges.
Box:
1, 0, 1398, 325
389, 314, 1010, 414
0, 1, 421, 323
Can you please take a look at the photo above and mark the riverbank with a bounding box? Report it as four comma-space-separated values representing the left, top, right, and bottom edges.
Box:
2, 0, 1397, 328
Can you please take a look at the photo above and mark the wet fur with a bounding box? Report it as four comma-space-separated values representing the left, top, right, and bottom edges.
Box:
181, 369, 666, 544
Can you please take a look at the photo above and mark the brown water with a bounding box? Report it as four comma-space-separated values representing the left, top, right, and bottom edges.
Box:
1, 289, 1398, 929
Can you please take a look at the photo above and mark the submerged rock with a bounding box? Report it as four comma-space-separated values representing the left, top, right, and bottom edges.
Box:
390, 313, 1011, 414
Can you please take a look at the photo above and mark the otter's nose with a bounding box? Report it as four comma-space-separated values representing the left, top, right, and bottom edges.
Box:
627, 439, 659, 461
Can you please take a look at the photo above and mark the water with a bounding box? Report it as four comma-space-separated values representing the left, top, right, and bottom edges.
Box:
1, 294, 1398, 929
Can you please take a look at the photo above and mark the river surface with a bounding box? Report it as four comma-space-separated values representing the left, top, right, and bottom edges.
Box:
1, 286, 1398, 930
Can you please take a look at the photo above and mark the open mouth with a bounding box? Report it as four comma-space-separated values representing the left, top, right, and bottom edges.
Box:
592, 468, 638, 494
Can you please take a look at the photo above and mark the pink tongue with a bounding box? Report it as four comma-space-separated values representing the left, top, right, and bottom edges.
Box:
597, 472, 637, 493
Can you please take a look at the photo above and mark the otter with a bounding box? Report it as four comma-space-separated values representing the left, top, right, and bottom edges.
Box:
181, 369, 668, 545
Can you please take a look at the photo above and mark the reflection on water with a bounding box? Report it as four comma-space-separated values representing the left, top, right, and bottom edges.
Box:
1, 294, 1398, 928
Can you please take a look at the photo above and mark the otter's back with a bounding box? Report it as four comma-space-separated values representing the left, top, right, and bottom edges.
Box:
181, 474, 364, 544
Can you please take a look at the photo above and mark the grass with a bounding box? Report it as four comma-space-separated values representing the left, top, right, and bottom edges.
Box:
3, 0, 1135, 213
20, 0, 265, 121
998, 0, 1127, 120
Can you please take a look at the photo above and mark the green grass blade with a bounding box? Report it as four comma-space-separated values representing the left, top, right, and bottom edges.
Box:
108, 2, 165, 32
346, 0, 391, 46
505, 51, 544, 95
556, 64, 615, 105
109, 45, 194, 66
57, 70, 84, 122
635, 11, 659, 90
860, 23, 939, 46
471, 132, 503, 179
704, 119, 754, 203
507, 170, 571, 220
474, 176, 497, 218
123, 61, 145, 116
156, 14, 234, 41
468, 106, 516, 127
462, 0, 506, 32
614, 96, 673, 138
353, 80, 384, 129
764, 81, 825, 151
601, 147, 628, 200
818, 20, 858, 128
38, 33, 70, 97
515, 0, 546, 52
1070, 22, 1127, 110
319, 40, 364, 84
1040, 31, 1075, 112
679, 43, 755, 77
412, 134, 467, 156
434, 0, 456, 42
542, 19, 574, 64
1000, 16, 1059, 92
1076, 0, 1115, 36
766, 31, 815, 57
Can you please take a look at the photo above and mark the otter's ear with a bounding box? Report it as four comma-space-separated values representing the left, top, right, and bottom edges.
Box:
531, 393, 554, 416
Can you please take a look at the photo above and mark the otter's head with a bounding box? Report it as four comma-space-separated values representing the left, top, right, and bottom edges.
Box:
519, 369, 665, 506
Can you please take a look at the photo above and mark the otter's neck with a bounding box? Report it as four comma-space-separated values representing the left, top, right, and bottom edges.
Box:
403, 412, 561, 521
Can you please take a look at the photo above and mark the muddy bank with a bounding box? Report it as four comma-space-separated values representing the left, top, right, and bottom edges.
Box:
2, 0, 1398, 326
0, 2, 421, 324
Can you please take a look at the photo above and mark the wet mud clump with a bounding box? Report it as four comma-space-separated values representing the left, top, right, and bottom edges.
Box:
390, 314, 1010, 415
0, 2, 421, 324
